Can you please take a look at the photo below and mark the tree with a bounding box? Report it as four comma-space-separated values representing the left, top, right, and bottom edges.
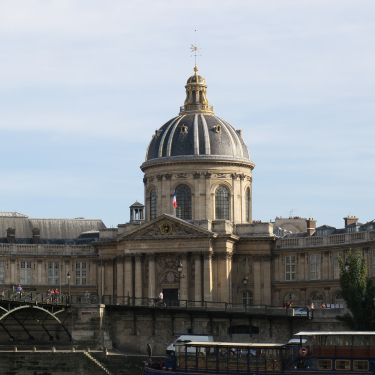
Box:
337, 250, 375, 330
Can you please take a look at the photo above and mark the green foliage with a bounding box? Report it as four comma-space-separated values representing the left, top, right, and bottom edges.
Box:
337, 250, 375, 330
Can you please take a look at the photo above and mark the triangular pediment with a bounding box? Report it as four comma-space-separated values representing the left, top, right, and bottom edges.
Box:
116, 214, 216, 241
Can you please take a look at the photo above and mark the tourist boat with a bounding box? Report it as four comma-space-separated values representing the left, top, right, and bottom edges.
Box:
145, 331, 375, 374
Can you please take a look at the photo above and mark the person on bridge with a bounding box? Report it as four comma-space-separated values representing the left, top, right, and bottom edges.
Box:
17, 285, 23, 295
54, 288, 59, 302
158, 291, 163, 306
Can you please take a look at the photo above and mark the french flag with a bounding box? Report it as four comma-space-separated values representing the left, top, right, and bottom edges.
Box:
173, 191, 177, 208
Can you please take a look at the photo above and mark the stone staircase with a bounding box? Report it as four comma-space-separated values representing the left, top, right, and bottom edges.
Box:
83, 351, 113, 375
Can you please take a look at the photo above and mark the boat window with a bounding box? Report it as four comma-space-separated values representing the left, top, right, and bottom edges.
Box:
336, 360, 351, 370
317, 360, 332, 370
326, 335, 342, 346
265, 349, 280, 359
353, 360, 369, 371
353, 336, 366, 346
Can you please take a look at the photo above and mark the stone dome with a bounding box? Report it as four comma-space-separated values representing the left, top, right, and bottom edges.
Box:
145, 114, 251, 162
143, 66, 252, 165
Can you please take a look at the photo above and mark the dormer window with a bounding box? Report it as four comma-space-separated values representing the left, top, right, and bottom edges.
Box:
180, 124, 188, 135
214, 124, 222, 134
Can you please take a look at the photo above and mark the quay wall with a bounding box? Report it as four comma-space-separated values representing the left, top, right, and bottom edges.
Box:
104, 308, 348, 355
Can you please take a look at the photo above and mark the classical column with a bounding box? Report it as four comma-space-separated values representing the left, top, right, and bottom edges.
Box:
179, 252, 188, 301
253, 255, 261, 305
104, 260, 114, 296
194, 252, 202, 302
205, 173, 212, 221
148, 254, 155, 299
116, 256, 124, 297
263, 255, 272, 305
216, 252, 232, 303
203, 252, 213, 302
124, 254, 133, 297
134, 254, 142, 298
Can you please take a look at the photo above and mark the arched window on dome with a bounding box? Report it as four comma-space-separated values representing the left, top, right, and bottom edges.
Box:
175, 184, 192, 220
215, 186, 229, 220
245, 187, 250, 222
150, 189, 157, 220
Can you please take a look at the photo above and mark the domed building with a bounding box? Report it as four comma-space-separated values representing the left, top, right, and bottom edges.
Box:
142, 66, 255, 224
94, 66, 276, 306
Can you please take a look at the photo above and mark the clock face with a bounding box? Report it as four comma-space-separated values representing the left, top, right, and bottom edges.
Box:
160, 222, 173, 235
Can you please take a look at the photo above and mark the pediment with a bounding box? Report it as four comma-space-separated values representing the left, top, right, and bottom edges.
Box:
116, 214, 215, 241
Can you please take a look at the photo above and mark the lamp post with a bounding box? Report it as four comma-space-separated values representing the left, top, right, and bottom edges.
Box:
345, 260, 350, 271
67, 272, 71, 304
242, 274, 248, 307
175, 261, 185, 302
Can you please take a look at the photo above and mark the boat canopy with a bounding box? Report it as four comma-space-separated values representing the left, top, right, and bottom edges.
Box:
186, 342, 285, 348
295, 331, 375, 336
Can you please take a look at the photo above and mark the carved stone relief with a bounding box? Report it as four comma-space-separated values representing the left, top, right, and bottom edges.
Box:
157, 254, 179, 270
216, 173, 228, 179
164, 173, 172, 180
176, 173, 188, 179
193, 172, 201, 179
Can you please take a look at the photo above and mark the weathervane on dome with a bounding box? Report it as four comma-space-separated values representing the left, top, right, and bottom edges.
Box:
190, 29, 201, 69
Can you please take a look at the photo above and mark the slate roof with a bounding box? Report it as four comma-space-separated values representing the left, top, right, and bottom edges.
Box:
0, 213, 106, 242
145, 114, 251, 163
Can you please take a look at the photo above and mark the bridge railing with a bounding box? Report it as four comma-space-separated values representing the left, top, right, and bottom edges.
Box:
95, 296, 313, 317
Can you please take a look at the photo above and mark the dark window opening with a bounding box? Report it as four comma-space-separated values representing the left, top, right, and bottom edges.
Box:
175, 184, 192, 220
227, 325, 259, 335
150, 189, 157, 220
215, 185, 229, 220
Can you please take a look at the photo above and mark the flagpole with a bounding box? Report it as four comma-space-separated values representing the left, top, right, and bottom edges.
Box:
173, 190, 177, 217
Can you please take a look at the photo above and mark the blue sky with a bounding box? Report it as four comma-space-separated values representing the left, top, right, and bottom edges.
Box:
0, 1, 374, 229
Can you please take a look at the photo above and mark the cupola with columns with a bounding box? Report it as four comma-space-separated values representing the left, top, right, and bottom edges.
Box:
141, 65, 255, 225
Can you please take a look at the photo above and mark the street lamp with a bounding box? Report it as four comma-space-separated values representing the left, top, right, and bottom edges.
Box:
242, 275, 249, 308
175, 262, 185, 301
345, 260, 350, 270
177, 261, 183, 274
242, 274, 249, 288
67, 272, 71, 304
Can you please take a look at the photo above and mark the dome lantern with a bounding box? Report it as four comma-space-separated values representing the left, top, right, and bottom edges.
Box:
180, 66, 214, 115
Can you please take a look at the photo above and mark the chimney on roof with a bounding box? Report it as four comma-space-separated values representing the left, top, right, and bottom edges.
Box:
32, 228, 40, 244
6, 227, 15, 244
344, 216, 358, 227
306, 218, 317, 236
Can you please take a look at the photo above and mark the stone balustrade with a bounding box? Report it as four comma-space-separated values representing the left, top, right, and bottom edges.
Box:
0, 244, 95, 256
276, 230, 375, 249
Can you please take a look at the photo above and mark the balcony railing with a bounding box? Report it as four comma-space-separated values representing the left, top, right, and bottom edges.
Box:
180, 104, 214, 113
276, 230, 375, 249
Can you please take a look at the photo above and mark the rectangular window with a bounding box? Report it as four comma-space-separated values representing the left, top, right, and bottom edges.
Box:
285, 256, 296, 281
333, 252, 343, 279
75, 262, 87, 285
0, 261, 4, 284
317, 360, 332, 370
47, 262, 60, 285
310, 254, 321, 280
20, 261, 32, 285
353, 360, 369, 371
335, 360, 350, 370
